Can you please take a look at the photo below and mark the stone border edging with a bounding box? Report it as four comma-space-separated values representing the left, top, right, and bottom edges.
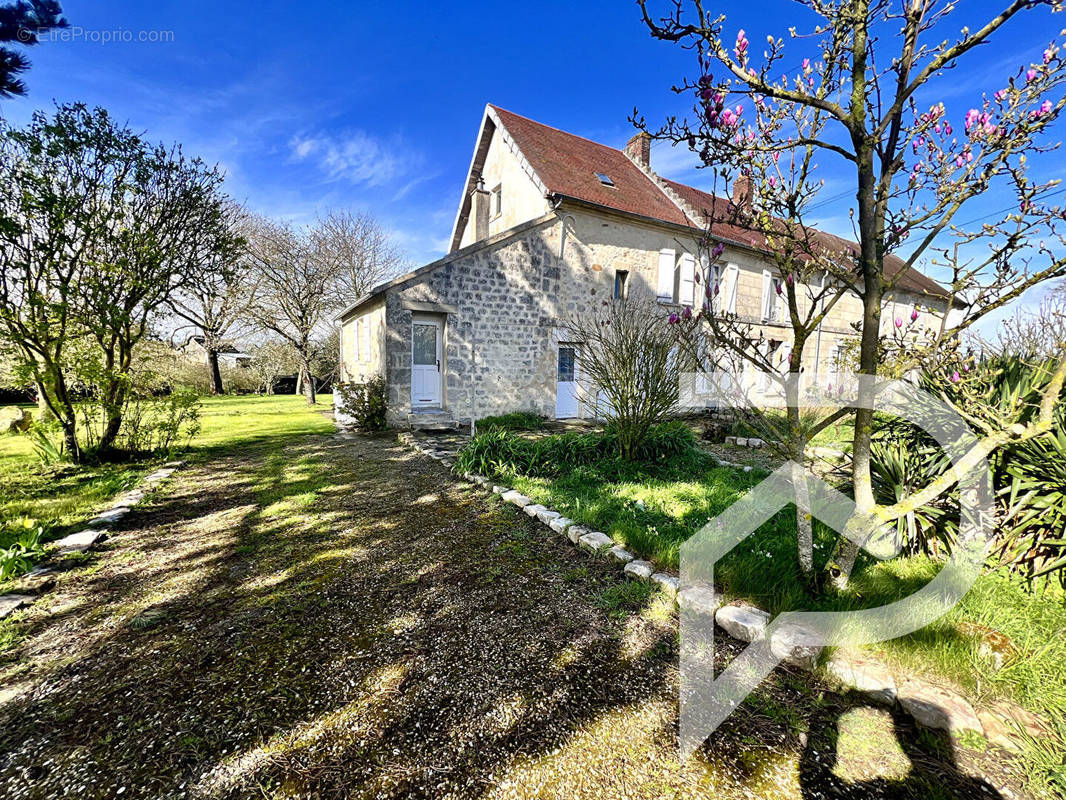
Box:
0, 459, 188, 621
395, 430, 1049, 753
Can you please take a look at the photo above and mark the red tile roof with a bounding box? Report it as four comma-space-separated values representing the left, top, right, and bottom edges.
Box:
491, 105, 949, 300
492, 106, 691, 227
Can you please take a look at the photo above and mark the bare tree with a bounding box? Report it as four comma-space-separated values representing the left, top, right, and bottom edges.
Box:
640, 0, 1066, 588
169, 202, 254, 395
247, 339, 297, 395
245, 217, 343, 404
988, 281, 1066, 358
315, 209, 406, 303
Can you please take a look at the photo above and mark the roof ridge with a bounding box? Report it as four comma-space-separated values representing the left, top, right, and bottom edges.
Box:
489, 104, 634, 157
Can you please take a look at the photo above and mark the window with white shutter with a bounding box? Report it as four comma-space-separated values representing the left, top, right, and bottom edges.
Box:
657, 248, 676, 302
679, 253, 696, 306
761, 270, 773, 320
725, 264, 739, 313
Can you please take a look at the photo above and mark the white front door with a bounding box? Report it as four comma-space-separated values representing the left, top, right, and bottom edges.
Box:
411, 318, 442, 407
556, 345, 579, 418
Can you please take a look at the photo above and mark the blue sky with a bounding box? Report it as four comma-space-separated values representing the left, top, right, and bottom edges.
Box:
2, 1, 1062, 330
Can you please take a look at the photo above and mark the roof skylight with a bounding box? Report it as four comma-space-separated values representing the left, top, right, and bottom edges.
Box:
595, 172, 614, 186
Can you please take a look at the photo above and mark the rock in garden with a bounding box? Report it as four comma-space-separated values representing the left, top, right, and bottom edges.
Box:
623, 560, 654, 580
15, 572, 55, 594
491, 485, 508, 494
824, 652, 897, 704
678, 585, 721, 616
53, 529, 106, 555
523, 504, 546, 518
472, 475, 490, 487
608, 546, 634, 564
548, 516, 573, 534
0, 594, 33, 620
769, 623, 823, 670
725, 436, 737, 446
566, 525, 588, 544
977, 701, 1049, 752
898, 679, 982, 735
163, 460, 187, 468
535, 508, 560, 525
578, 531, 614, 553
651, 572, 680, 597
113, 490, 145, 508
735, 437, 748, 447
88, 507, 128, 527
501, 490, 531, 508
0, 407, 31, 433
716, 604, 770, 642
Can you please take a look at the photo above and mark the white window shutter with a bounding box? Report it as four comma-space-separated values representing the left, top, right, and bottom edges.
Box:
657, 249, 675, 301
725, 264, 739, 313
679, 253, 696, 306
761, 270, 773, 320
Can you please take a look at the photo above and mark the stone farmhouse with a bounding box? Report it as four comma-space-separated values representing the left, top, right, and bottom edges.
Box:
337, 104, 951, 429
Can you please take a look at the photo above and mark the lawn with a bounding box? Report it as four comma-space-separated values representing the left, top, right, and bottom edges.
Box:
0, 394, 334, 556
486, 439, 1066, 796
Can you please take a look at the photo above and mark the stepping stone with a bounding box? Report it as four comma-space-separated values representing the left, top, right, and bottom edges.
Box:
678, 585, 721, 616
977, 701, 1050, 752
53, 529, 107, 555
500, 490, 531, 508
471, 475, 491, 487
88, 507, 129, 527
112, 490, 145, 508
651, 572, 680, 597
15, 571, 55, 594
624, 559, 654, 580
825, 652, 897, 704
523, 504, 547, 518
742, 466, 753, 473
578, 531, 614, 553
536, 508, 561, 525
491, 485, 508, 494
163, 460, 186, 468
566, 525, 589, 545
608, 546, 634, 564
898, 679, 982, 735
548, 516, 573, 534
770, 623, 823, 670
725, 436, 737, 446
0, 595, 33, 620
716, 604, 770, 642
735, 437, 748, 447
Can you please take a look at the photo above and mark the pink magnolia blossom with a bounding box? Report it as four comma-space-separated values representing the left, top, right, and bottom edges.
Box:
1027, 68, 1038, 82
894, 317, 903, 328
951, 370, 961, 384
735, 29, 749, 57
910, 308, 919, 322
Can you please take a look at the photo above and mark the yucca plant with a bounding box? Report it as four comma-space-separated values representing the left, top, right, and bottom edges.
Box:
998, 425, 1066, 589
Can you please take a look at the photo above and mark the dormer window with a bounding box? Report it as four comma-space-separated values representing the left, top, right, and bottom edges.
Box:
596, 172, 614, 186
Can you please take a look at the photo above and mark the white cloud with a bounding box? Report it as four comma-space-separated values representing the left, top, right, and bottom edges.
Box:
289, 130, 419, 187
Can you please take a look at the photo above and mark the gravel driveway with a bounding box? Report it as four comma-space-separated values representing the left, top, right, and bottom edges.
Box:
0, 430, 1027, 799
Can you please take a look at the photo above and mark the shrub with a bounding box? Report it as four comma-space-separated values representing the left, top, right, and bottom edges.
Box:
455, 421, 699, 479
0, 524, 44, 581
337, 377, 388, 431
113, 388, 202, 456
476, 411, 544, 432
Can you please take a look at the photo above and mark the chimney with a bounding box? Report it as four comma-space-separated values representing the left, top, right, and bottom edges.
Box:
624, 132, 651, 169
732, 174, 753, 213
472, 178, 490, 241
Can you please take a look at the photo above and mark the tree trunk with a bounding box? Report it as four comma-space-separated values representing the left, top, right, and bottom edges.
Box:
35, 380, 55, 421
207, 348, 224, 395
301, 360, 316, 404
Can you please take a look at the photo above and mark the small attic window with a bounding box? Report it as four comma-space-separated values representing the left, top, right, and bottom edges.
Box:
595, 172, 614, 186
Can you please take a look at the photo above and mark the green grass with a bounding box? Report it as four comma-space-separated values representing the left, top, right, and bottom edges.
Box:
0, 394, 333, 563
475, 411, 545, 432
480, 433, 1066, 768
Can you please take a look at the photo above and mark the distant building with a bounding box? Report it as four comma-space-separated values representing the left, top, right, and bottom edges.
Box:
179, 335, 251, 368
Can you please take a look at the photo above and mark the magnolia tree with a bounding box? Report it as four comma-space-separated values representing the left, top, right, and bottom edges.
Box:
638, 0, 1066, 589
